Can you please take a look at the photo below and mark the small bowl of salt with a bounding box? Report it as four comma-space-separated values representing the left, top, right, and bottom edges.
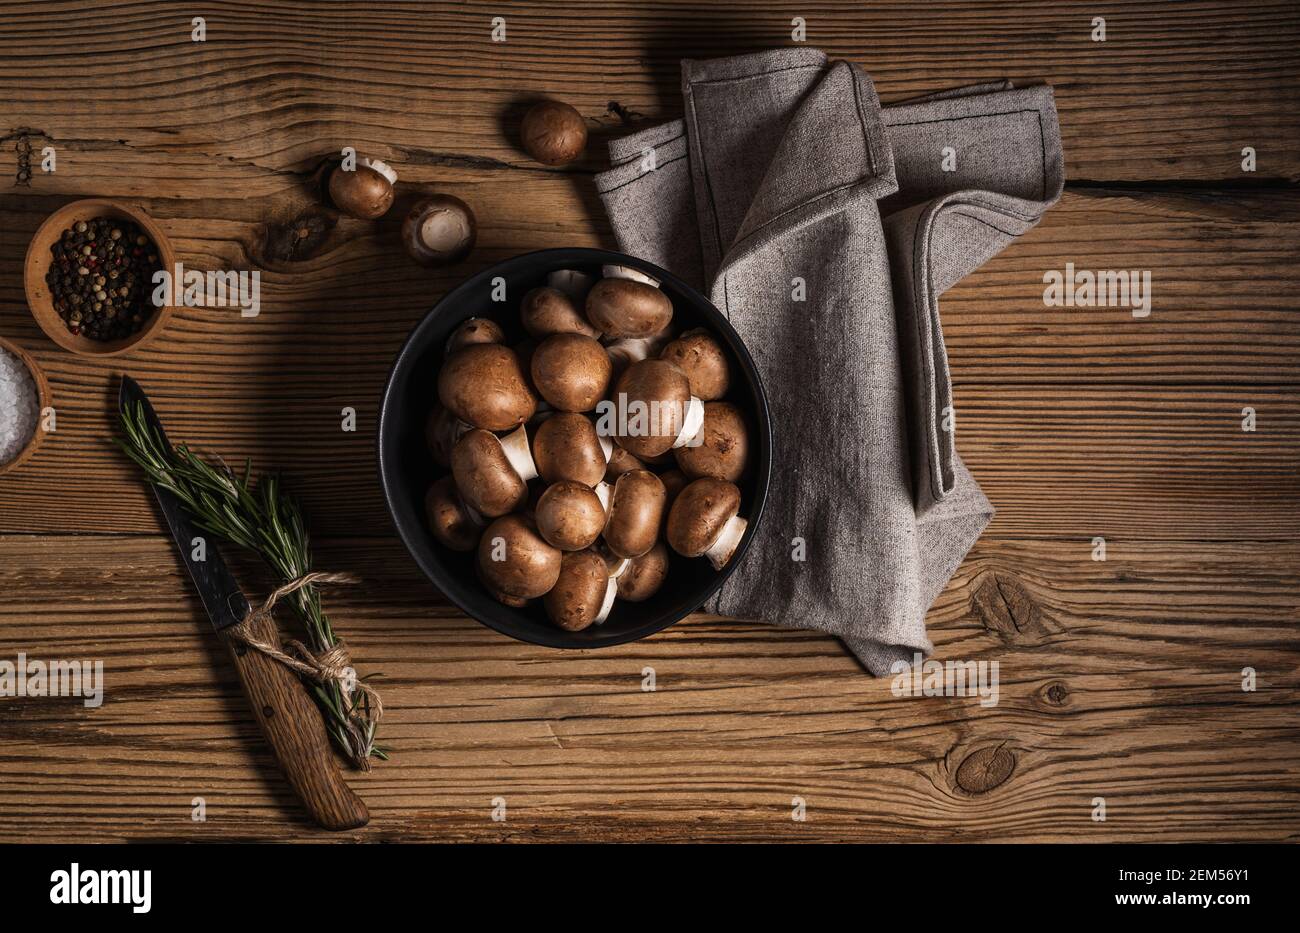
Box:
0, 335, 49, 476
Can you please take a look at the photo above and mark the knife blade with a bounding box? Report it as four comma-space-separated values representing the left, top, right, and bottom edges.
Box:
118, 375, 369, 831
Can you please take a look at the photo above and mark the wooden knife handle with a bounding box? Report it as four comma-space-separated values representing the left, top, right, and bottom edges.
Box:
221, 610, 370, 831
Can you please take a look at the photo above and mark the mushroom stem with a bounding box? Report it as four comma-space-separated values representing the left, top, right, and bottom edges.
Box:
594, 480, 612, 513
672, 396, 706, 449
597, 432, 614, 463
548, 269, 595, 303
601, 263, 660, 288
704, 513, 747, 570
499, 424, 538, 482
593, 576, 618, 625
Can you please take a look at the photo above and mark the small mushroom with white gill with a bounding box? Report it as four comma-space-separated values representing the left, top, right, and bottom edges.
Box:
402, 194, 477, 265
521, 286, 599, 339
602, 469, 666, 559
531, 333, 612, 412
438, 343, 536, 431
674, 401, 749, 482
532, 412, 610, 487
543, 549, 617, 631
535, 480, 608, 551
660, 328, 730, 401
611, 358, 703, 459
424, 476, 483, 552
666, 477, 747, 570
617, 540, 669, 602
478, 514, 563, 599
450, 425, 537, 518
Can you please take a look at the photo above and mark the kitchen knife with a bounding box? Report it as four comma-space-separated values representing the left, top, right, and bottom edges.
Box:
119, 375, 369, 831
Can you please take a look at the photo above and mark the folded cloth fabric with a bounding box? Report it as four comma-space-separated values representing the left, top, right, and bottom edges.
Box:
595, 48, 1063, 674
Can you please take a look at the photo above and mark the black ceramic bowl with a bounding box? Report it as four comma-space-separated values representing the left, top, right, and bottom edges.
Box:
378, 248, 771, 648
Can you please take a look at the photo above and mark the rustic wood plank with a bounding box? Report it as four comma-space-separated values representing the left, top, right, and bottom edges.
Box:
0, 534, 1295, 842
1, 1, 1296, 186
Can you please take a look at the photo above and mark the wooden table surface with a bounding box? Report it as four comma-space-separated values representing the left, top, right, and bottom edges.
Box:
1, 1, 1297, 843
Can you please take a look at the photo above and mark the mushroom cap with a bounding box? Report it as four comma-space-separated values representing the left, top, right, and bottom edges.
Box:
673, 401, 749, 482
543, 549, 611, 631
535, 480, 607, 551
612, 358, 691, 458
450, 428, 528, 517
438, 343, 537, 431
403, 194, 477, 265
660, 328, 730, 401
666, 477, 742, 558
446, 316, 505, 354
424, 402, 468, 468
486, 586, 530, 609
585, 278, 673, 339
531, 333, 612, 413
424, 476, 480, 552
521, 286, 599, 339
604, 444, 644, 481
532, 412, 606, 486
617, 540, 670, 602
478, 514, 563, 599
328, 163, 395, 220
520, 100, 588, 166
603, 469, 667, 559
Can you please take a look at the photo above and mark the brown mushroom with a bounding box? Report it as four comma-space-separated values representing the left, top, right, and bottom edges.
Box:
328, 158, 396, 219
604, 444, 644, 481
403, 194, 477, 265
666, 477, 747, 570
450, 426, 537, 517
586, 277, 673, 339
446, 316, 504, 354
674, 401, 749, 482
603, 469, 666, 559
425, 403, 471, 468
543, 549, 616, 631
535, 480, 607, 551
438, 343, 536, 431
478, 514, 562, 599
521, 286, 599, 339
424, 476, 483, 552
532, 412, 608, 486
520, 100, 587, 166
660, 329, 730, 401
617, 540, 669, 602
609, 358, 701, 459
530, 333, 612, 413
486, 586, 530, 609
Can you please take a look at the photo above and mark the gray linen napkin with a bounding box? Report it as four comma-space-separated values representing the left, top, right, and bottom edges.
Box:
596, 49, 1063, 674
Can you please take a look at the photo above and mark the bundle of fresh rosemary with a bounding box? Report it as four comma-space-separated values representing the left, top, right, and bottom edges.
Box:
117, 401, 384, 768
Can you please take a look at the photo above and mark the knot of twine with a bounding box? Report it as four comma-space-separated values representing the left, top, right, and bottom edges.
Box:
225, 571, 382, 771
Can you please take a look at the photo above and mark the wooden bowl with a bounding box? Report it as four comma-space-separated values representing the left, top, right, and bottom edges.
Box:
24, 199, 177, 357
0, 334, 51, 477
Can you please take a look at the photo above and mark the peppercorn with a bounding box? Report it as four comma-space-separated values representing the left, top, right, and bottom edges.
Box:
46, 216, 163, 342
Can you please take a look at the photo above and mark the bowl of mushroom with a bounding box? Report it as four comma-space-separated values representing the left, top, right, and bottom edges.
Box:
379, 248, 770, 648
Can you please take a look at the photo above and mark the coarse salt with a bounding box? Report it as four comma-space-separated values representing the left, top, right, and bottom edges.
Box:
0, 343, 39, 466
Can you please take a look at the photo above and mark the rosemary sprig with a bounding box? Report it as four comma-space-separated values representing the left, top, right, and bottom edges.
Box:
116, 400, 386, 767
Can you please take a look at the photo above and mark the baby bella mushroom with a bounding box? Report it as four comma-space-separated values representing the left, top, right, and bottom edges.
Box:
535, 480, 607, 551
438, 343, 536, 431
328, 157, 396, 220
402, 194, 477, 265
450, 425, 538, 518
617, 540, 670, 602
660, 328, 730, 401
521, 286, 599, 339
674, 401, 749, 482
666, 477, 747, 570
424, 476, 483, 552
532, 412, 610, 487
586, 277, 673, 339
602, 469, 666, 559
531, 333, 612, 412
478, 514, 562, 600
520, 99, 588, 166
543, 549, 616, 631
445, 316, 504, 354
609, 358, 703, 459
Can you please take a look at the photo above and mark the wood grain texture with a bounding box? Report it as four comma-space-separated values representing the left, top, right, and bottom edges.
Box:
1, 0, 1297, 843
